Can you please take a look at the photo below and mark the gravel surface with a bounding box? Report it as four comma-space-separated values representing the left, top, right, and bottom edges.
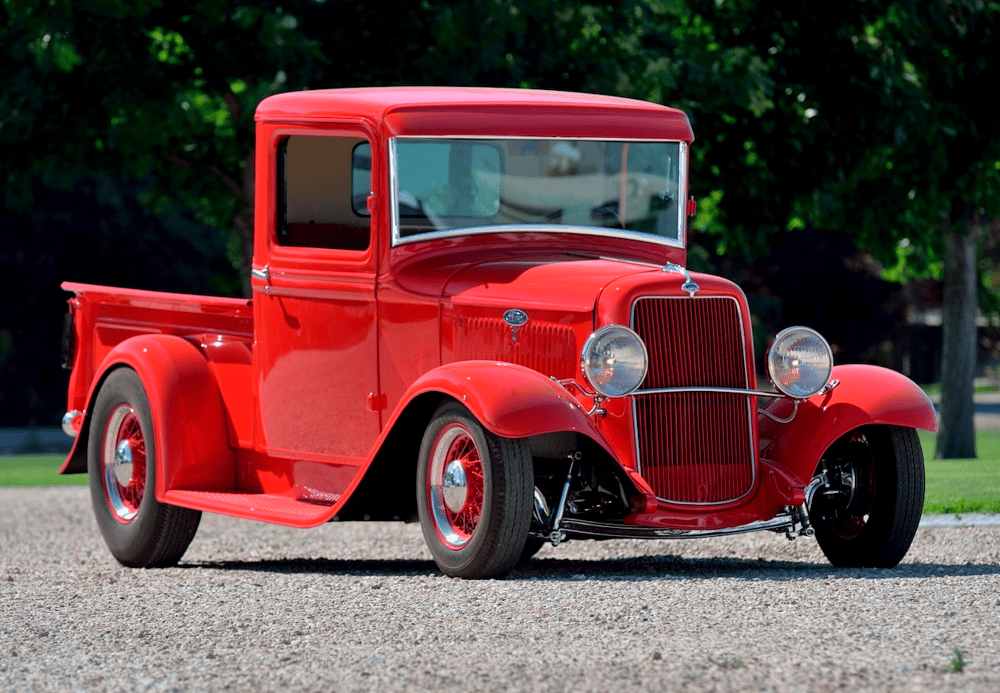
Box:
3, 487, 999, 693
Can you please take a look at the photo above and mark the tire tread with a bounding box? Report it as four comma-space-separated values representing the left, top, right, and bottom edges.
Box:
812, 425, 925, 569
88, 368, 201, 569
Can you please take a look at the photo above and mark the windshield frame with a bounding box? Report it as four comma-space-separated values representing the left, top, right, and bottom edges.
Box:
388, 136, 688, 250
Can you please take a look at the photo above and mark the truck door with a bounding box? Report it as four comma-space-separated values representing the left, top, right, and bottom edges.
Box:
252, 129, 381, 461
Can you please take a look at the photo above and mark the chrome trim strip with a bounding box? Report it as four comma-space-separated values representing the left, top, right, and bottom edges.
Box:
678, 141, 688, 247
630, 294, 758, 506
634, 386, 785, 399
389, 138, 401, 246
558, 515, 795, 540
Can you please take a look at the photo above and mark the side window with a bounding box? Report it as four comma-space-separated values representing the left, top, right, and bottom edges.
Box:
352, 143, 372, 216
278, 136, 371, 251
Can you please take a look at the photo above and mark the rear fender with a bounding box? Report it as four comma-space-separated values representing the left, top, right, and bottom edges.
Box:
60, 334, 234, 497
396, 360, 615, 456
759, 364, 936, 487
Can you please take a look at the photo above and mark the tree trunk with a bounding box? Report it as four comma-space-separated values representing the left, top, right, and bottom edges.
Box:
936, 219, 977, 459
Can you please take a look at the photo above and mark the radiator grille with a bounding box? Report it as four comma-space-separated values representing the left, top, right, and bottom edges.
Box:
631, 296, 756, 504
452, 316, 577, 379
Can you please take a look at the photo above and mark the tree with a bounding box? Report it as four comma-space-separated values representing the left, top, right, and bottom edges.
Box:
2, 1, 325, 295
4, 0, 996, 434
615, 1, 999, 457
814, 1, 1000, 458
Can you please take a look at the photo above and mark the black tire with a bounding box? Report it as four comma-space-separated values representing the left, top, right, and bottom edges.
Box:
809, 425, 924, 568
416, 402, 533, 579
88, 368, 201, 568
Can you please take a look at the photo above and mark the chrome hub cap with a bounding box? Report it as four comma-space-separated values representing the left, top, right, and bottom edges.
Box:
114, 440, 134, 487
442, 460, 469, 512
101, 404, 147, 523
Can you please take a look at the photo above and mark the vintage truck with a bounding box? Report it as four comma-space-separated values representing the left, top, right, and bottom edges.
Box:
59, 87, 936, 579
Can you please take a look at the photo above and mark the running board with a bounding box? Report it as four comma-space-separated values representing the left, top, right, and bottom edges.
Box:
558, 515, 797, 540
163, 489, 336, 528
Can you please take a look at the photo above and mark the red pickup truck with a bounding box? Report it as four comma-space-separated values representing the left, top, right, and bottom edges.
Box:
60, 87, 936, 578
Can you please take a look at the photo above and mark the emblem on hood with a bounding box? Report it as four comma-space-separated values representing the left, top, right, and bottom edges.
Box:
663, 262, 700, 297
503, 309, 529, 343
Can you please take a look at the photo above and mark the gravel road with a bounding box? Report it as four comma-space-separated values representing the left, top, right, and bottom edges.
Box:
3, 487, 998, 693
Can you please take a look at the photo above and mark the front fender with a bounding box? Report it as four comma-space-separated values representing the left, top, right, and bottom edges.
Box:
397, 360, 615, 455
60, 334, 234, 497
759, 364, 936, 487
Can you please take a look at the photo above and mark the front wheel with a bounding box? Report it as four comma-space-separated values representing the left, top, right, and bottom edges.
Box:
416, 402, 533, 579
809, 425, 924, 568
88, 368, 201, 568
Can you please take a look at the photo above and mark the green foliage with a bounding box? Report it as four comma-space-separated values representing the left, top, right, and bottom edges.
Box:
1, 0, 323, 288
4, 0, 1000, 426
949, 648, 966, 673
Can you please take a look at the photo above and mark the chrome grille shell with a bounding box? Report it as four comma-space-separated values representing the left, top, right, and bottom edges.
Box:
631, 296, 757, 505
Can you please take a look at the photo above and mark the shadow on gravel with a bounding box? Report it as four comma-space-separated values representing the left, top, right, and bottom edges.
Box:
518, 556, 1000, 582
181, 557, 440, 577
178, 555, 1000, 581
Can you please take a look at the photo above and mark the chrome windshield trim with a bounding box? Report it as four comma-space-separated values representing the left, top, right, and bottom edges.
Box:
678, 141, 688, 247
391, 223, 686, 249
387, 135, 687, 249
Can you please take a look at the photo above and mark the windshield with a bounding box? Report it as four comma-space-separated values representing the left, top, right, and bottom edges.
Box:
382, 137, 685, 246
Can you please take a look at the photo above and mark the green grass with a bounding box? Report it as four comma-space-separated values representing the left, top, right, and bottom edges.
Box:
918, 430, 1000, 514
0, 454, 87, 488
3, 435, 999, 515
919, 382, 999, 396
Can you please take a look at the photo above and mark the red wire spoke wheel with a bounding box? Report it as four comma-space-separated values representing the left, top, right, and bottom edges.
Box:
101, 404, 148, 523
417, 401, 533, 579
427, 422, 486, 549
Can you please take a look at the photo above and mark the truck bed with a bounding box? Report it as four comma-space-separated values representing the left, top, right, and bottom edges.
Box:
61, 282, 254, 470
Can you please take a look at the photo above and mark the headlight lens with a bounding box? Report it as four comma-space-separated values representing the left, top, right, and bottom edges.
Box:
767, 327, 833, 398
582, 326, 648, 397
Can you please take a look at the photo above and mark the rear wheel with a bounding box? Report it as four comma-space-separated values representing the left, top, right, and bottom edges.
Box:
417, 402, 533, 579
809, 425, 924, 568
88, 368, 201, 568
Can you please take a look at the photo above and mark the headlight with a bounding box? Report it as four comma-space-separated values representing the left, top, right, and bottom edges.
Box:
767, 327, 833, 398
582, 326, 648, 397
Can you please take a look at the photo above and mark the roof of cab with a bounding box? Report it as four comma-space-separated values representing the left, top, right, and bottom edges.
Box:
255, 86, 693, 142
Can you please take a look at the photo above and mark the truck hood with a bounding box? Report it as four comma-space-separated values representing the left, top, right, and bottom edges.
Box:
443, 254, 650, 312
439, 254, 657, 381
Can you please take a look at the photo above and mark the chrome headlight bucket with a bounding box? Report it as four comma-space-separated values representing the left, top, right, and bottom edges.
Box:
582, 325, 649, 397
767, 327, 833, 399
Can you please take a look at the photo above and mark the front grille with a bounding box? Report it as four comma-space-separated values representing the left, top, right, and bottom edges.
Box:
631, 296, 756, 504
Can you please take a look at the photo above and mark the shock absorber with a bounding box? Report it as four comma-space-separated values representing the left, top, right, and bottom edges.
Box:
548, 451, 582, 546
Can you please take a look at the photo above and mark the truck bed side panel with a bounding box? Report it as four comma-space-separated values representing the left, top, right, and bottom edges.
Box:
62, 282, 255, 452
